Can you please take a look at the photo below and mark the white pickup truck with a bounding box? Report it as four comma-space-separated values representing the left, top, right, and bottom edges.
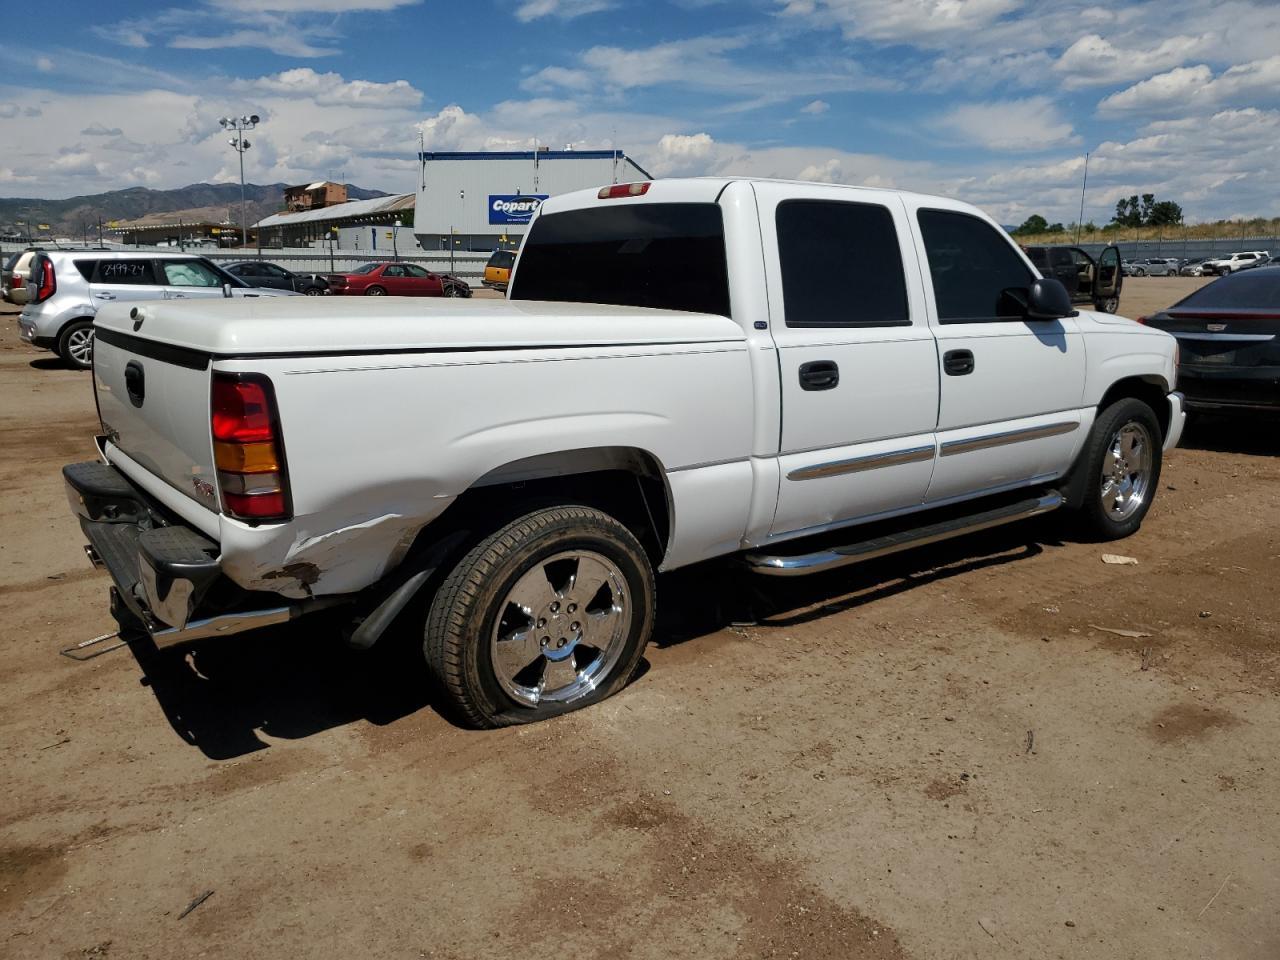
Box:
63, 177, 1184, 726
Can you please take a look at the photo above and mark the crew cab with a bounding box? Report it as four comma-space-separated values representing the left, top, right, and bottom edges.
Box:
63, 178, 1184, 727
1205, 251, 1269, 275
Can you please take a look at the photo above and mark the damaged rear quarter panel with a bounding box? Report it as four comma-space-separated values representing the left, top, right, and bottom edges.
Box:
210, 332, 752, 598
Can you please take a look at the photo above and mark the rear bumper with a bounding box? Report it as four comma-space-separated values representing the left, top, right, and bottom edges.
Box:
63, 458, 313, 650
1178, 367, 1280, 412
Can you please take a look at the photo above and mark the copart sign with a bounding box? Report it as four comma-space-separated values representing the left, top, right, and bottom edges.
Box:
489, 195, 548, 225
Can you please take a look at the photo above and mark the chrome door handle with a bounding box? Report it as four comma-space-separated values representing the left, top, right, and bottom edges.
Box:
94, 293, 116, 300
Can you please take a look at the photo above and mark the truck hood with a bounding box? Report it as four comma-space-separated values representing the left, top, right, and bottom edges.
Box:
93, 297, 746, 355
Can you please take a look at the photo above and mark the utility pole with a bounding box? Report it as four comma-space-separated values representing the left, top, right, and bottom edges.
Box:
1075, 152, 1089, 245
219, 114, 259, 248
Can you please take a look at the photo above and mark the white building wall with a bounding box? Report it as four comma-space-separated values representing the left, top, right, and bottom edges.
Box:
414, 151, 650, 243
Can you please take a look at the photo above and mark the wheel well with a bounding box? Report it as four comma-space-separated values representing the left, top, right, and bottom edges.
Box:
57, 317, 95, 342
1097, 376, 1170, 440
411, 447, 672, 567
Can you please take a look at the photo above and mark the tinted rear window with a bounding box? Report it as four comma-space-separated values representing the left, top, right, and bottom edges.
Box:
510, 203, 730, 316
487, 250, 515, 269
776, 199, 908, 327
1173, 271, 1280, 310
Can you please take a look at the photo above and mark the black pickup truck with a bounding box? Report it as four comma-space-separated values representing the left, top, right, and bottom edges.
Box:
1023, 245, 1124, 313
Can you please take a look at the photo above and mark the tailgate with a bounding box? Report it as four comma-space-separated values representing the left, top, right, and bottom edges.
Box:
93, 328, 217, 510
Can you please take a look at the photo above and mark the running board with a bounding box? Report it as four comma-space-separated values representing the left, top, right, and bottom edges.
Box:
744, 491, 1063, 577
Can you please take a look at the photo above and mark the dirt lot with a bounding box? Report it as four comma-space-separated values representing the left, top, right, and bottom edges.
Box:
2, 278, 1277, 959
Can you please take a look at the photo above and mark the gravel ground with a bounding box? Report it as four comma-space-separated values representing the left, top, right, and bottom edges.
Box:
2, 278, 1277, 959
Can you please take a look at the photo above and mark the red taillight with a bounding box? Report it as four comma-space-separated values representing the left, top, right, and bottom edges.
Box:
211, 373, 290, 521
1135, 316, 1148, 324
598, 182, 650, 199
11, 274, 22, 289
34, 258, 55, 303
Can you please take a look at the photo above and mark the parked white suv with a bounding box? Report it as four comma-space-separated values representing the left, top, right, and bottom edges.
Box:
18, 251, 295, 369
1205, 251, 1269, 275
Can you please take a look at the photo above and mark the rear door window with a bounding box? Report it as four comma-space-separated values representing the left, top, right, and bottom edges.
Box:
510, 203, 730, 316
917, 209, 1035, 323
91, 260, 158, 285
776, 199, 909, 327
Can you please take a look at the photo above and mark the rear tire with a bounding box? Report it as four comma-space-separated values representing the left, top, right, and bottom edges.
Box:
424, 505, 656, 728
304, 286, 321, 296
366, 286, 386, 296
1067, 398, 1163, 541
58, 320, 94, 370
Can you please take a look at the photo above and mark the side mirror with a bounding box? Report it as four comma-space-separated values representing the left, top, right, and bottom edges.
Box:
1025, 278, 1077, 321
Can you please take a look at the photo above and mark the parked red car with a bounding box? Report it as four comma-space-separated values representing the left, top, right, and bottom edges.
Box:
326, 261, 471, 297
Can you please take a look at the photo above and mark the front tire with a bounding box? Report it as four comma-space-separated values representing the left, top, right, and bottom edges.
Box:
424, 506, 656, 728
1068, 398, 1163, 541
1094, 296, 1119, 314
58, 320, 94, 370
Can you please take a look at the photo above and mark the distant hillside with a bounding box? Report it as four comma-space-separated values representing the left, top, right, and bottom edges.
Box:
0, 182, 391, 237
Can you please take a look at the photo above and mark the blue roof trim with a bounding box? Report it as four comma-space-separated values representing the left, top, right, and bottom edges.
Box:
420, 150, 634, 162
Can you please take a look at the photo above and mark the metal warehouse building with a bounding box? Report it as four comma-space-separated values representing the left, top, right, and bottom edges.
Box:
415, 149, 651, 253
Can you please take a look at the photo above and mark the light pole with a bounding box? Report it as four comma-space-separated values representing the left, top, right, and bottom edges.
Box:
219, 114, 259, 248
392, 219, 401, 261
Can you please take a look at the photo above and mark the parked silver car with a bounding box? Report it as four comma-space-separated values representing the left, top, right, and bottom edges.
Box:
1129, 257, 1179, 277
18, 251, 296, 369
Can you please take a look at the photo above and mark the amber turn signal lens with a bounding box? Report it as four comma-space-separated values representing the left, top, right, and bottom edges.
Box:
214, 440, 279, 473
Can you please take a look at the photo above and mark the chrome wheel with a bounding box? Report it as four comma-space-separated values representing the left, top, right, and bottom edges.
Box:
490, 550, 629, 707
1100, 421, 1153, 521
443, 284, 458, 297
67, 327, 94, 366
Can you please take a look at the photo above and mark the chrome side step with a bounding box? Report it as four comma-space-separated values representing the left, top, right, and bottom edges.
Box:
744, 491, 1063, 577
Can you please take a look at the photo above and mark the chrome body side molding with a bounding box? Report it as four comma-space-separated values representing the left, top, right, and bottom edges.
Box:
787, 444, 935, 481
940, 421, 1077, 457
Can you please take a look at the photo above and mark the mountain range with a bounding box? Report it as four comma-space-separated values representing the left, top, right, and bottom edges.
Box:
0, 182, 391, 238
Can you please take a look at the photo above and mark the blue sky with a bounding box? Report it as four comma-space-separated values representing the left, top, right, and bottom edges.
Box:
1, 0, 1278, 224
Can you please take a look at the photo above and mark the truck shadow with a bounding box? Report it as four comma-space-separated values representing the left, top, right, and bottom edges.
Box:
131, 519, 1061, 759
656, 520, 1053, 648
1179, 413, 1280, 457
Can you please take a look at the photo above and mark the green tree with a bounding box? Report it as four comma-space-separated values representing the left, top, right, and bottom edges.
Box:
1012, 214, 1049, 235
1046, 222, 1065, 233
1146, 200, 1183, 226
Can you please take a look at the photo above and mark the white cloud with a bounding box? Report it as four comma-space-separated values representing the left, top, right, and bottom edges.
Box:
780, 0, 1021, 48
801, 99, 829, 114
1098, 56, 1280, 115
172, 29, 339, 58
1054, 33, 1209, 89
0, 103, 19, 119
35, 57, 54, 72
235, 68, 423, 109
524, 34, 894, 102
515, 0, 613, 20
81, 123, 123, 136
935, 97, 1079, 151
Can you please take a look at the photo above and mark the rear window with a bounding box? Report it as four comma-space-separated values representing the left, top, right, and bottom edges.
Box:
1173, 271, 1280, 310
487, 250, 515, 269
510, 203, 730, 317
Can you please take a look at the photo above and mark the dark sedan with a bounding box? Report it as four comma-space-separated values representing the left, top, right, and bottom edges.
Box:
223, 260, 330, 295
1139, 265, 1280, 415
